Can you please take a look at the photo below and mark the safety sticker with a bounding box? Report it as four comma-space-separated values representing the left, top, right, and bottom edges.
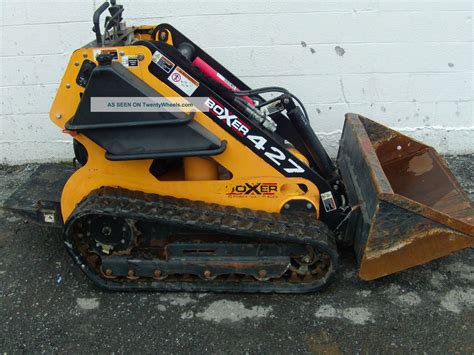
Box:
121, 55, 138, 67
128, 56, 138, 67
167, 66, 199, 96
321, 191, 337, 212
152, 50, 174, 73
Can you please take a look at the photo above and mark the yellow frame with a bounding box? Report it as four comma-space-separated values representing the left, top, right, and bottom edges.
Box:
50, 35, 321, 221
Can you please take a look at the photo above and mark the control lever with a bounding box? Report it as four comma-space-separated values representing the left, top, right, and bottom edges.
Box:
93, 1, 110, 46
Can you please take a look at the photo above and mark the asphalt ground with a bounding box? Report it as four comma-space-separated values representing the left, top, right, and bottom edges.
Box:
0, 155, 473, 354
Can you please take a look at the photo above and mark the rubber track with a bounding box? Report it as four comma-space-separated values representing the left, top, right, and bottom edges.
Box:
64, 187, 339, 293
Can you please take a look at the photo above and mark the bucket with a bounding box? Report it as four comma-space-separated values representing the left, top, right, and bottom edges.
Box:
337, 114, 473, 280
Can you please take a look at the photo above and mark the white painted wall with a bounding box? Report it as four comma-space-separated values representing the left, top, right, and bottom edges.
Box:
0, 0, 473, 163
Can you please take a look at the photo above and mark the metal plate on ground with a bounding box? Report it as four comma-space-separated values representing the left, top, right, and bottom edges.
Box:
3, 164, 75, 225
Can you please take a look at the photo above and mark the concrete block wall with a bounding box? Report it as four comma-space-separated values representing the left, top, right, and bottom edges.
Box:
1, 0, 472, 163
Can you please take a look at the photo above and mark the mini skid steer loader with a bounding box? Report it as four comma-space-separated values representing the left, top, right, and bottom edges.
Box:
10, 1, 473, 292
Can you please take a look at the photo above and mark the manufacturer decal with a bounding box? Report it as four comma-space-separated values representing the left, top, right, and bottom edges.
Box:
167, 66, 199, 95
226, 183, 278, 198
206, 97, 249, 137
152, 50, 174, 73
321, 191, 337, 212
205, 97, 305, 174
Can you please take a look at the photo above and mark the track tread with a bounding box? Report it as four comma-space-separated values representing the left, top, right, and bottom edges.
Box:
64, 187, 338, 293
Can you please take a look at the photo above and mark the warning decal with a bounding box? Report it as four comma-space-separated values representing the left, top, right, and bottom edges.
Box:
152, 51, 175, 73
167, 66, 199, 96
321, 191, 337, 212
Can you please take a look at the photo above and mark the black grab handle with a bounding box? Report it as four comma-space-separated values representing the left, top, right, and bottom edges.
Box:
93, 2, 110, 46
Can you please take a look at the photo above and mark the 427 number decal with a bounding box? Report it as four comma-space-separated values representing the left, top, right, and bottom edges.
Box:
205, 97, 305, 175
247, 135, 304, 173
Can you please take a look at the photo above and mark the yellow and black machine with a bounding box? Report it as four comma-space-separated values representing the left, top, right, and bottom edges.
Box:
15, 1, 474, 292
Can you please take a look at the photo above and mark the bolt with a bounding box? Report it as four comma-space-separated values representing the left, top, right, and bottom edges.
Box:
137, 53, 145, 61
258, 270, 267, 278
55, 113, 62, 119
86, 232, 91, 236
74, 61, 80, 66
203, 270, 212, 279
82, 52, 88, 58
65, 83, 71, 89
122, 226, 127, 232
333, 185, 339, 190
283, 98, 290, 105
306, 203, 313, 210
105, 268, 113, 276
119, 51, 125, 56
154, 270, 161, 278
128, 270, 135, 277
284, 203, 290, 209
101, 226, 111, 236
303, 256, 311, 263
121, 239, 125, 244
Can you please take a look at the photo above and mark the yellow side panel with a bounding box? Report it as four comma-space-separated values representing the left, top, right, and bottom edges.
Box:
50, 46, 320, 220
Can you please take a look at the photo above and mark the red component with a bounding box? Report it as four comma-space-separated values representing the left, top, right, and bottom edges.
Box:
62, 129, 78, 136
192, 56, 254, 105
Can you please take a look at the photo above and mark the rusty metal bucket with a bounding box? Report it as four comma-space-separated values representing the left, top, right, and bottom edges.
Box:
337, 113, 474, 280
